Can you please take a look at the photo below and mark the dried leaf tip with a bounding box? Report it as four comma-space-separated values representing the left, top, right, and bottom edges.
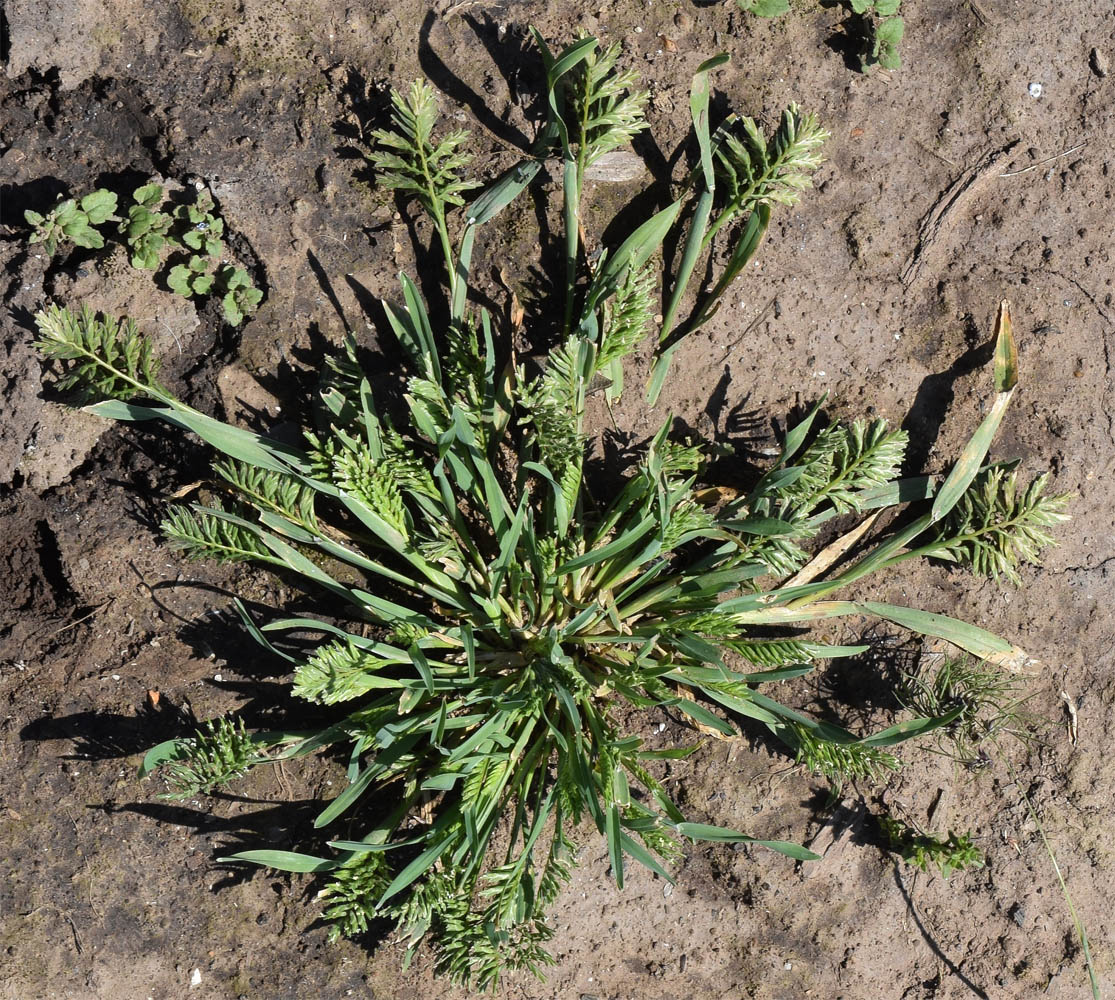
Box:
993, 299, 1017, 394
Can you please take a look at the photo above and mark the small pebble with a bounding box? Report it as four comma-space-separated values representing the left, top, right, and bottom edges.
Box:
189, 968, 202, 988
1028, 82, 1043, 98
663, 882, 673, 898
213, 673, 223, 682
784, 961, 793, 970
584, 149, 645, 183
1091, 48, 1109, 78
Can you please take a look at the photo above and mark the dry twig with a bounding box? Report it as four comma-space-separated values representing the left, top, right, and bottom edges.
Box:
901, 140, 1019, 287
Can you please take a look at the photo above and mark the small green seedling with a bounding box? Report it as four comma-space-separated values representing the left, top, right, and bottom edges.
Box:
26, 180, 262, 326
848, 0, 904, 71
218, 265, 263, 325
168, 255, 216, 297
120, 183, 174, 269
26, 189, 119, 255
861, 12, 904, 71
174, 189, 225, 257
850, 0, 900, 13
738, 0, 791, 15
899, 656, 1037, 762
738, 0, 904, 72
880, 816, 984, 878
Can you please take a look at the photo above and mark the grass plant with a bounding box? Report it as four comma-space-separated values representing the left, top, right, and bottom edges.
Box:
898, 655, 1036, 762
33, 33, 1068, 989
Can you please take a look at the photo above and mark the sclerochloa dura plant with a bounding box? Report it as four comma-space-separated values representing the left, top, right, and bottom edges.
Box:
34, 35, 1068, 990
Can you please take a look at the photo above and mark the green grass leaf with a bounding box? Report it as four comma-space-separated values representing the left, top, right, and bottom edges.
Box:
856, 601, 1013, 657
220, 850, 340, 873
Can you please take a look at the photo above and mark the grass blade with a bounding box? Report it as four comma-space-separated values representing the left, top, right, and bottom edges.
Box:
855, 600, 1014, 658
932, 301, 1016, 522
556, 515, 656, 574
676, 822, 819, 861
219, 850, 340, 873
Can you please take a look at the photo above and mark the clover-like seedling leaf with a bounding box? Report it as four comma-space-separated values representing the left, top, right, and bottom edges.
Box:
183, 228, 221, 254
740, 0, 791, 14
124, 207, 155, 240
875, 16, 904, 66
68, 224, 106, 250
167, 264, 195, 297
53, 202, 81, 230
130, 232, 164, 270
133, 248, 158, 270
133, 183, 163, 207
221, 266, 250, 291
80, 189, 119, 225
216, 266, 262, 326
222, 292, 244, 326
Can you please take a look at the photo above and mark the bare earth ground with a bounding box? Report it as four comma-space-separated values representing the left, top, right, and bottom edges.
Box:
1, 1, 1113, 998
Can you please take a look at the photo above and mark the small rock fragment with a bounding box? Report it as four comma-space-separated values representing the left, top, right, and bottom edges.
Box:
584, 149, 645, 183
1028, 82, 1043, 98
1091, 48, 1109, 78
189, 968, 202, 988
